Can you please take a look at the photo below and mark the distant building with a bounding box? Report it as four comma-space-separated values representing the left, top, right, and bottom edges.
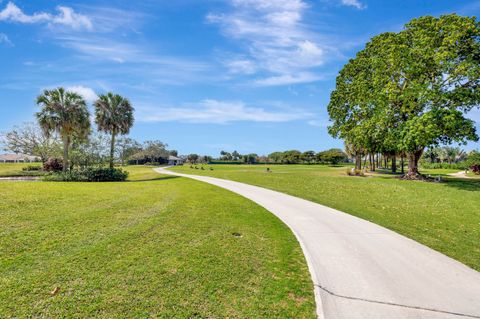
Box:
0, 154, 40, 163
168, 155, 184, 166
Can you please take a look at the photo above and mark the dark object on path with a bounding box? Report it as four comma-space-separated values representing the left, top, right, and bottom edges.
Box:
232, 232, 242, 238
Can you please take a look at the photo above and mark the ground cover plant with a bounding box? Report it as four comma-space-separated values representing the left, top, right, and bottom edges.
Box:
171, 164, 480, 271
0, 166, 315, 318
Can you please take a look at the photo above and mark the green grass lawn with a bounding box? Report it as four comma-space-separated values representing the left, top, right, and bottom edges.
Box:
171, 164, 480, 271
0, 163, 44, 177
0, 166, 315, 318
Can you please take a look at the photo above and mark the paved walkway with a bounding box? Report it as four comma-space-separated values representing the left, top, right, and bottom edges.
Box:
155, 167, 480, 319
448, 171, 471, 179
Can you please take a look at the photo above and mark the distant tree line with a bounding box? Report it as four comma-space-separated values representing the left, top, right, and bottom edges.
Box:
200, 149, 349, 165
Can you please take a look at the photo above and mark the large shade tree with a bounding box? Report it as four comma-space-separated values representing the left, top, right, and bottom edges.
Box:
94, 93, 134, 168
328, 14, 480, 178
36, 88, 90, 171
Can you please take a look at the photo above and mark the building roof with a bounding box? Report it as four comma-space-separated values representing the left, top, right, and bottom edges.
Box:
168, 155, 182, 161
0, 153, 39, 161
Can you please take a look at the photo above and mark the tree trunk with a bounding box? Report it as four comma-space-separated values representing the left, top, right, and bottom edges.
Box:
392, 155, 397, 173
355, 154, 362, 170
110, 131, 116, 169
62, 135, 69, 172
405, 149, 424, 178
401, 155, 404, 174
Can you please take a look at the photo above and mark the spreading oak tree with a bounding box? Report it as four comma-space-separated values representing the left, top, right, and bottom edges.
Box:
328, 14, 480, 178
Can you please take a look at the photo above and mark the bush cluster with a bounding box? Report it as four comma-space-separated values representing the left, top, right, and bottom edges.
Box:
44, 167, 128, 182
471, 165, 480, 175
43, 158, 63, 172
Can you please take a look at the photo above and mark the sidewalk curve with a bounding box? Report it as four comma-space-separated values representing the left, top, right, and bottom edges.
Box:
155, 167, 480, 319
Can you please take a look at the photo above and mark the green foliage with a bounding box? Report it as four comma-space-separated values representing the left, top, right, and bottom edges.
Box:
44, 167, 128, 182
22, 165, 42, 171
467, 150, 480, 167
317, 148, 348, 164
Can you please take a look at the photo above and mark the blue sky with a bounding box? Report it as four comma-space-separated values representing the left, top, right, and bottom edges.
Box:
1, 0, 479, 155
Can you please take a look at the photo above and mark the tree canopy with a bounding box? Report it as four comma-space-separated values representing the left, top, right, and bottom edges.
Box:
328, 14, 480, 177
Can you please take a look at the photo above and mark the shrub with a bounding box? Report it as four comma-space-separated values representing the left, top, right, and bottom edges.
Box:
43, 158, 63, 172
44, 168, 128, 182
22, 165, 42, 171
83, 168, 128, 182
347, 168, 365, 176
471, 164, 480, 175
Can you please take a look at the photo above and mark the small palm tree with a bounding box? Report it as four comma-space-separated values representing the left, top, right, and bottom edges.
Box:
36, 88, 90, 171
94, 93, 134, 168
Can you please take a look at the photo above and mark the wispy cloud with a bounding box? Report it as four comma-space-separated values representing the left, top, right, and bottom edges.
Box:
137, 99, 312, 124
254, 72, 323, 86
207, 0, 329, 86
0, 2, 92, 30
340, 0, 366, 10
0, 32, 12, 46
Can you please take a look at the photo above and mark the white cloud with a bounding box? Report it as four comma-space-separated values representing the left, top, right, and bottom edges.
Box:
137, 99, 312, 124
341, 0, 366, 10
255, 72, 323, 86
52, 6, 92, 30
0, 32, 12, 46
0, 2, 92, 30
207, 0, 328, 86
66, 85, 98, 103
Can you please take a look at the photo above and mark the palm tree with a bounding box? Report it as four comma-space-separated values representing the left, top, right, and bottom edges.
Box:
36, 88, 90, 171
94, 93, 134, 168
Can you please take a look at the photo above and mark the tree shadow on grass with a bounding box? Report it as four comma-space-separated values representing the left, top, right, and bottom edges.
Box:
441, 178, 480, 192
128, 175, 180, 182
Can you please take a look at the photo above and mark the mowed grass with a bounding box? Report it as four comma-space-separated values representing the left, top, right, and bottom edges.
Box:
0, 165, 315, 318
0, 163, 43, 177
171, 164, 480, 271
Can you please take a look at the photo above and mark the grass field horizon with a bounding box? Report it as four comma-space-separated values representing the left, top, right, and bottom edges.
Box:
170, 164, 480, 271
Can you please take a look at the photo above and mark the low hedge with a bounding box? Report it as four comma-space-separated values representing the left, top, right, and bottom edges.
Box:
44, 168, 128, 182
420, 162, 468, 170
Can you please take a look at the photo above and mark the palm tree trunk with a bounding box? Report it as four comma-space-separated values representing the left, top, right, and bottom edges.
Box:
62, 135, 69, 172
110, 131, 116, 169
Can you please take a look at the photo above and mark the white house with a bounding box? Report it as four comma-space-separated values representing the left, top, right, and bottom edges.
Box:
168, 155, 184, 166
0, 154, 40, 163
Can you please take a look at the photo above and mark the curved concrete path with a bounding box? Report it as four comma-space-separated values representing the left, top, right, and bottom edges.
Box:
155, 167, 480, 319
